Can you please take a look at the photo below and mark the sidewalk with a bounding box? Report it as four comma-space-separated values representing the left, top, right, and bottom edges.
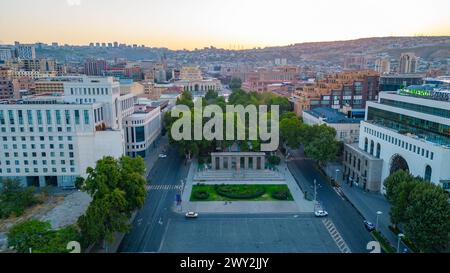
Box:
324, 163, 398, 249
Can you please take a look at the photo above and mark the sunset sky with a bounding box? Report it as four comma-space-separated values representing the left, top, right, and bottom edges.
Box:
1, 0, 449, 49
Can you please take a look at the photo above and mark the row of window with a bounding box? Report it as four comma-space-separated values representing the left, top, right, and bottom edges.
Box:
2, 151, 75, 158
0, 126, 75, 134
364, 126, 434, 160
0, 167, 76, 174
70, 87, 110, 96
0, 159, 75, 166
0, 109, 91, 127
380, 98, 450, 119
1, 135, 72, 142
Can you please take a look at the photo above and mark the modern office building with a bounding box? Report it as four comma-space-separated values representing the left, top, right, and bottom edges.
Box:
124, 103, 161, 158
15, 44, 36, 60
0, 76, 161, 188
343, 87, 450, 192
379, 74, 423, 91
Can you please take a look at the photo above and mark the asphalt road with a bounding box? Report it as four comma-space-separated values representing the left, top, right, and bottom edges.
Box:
288, 149, 374, 253
118, 146, 190, 252
159, 213, 339, 253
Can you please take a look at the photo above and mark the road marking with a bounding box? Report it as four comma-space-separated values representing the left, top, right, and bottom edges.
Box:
332, 187, 345, 200
322, 219, 351, 253
147, 185, 182, 191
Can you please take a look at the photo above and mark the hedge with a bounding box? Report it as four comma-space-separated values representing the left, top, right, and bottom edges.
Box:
192, 190, 210, 200
272, 190, 289, 200
215, 185, 265, 199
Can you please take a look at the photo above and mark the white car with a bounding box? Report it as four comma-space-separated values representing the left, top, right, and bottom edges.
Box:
314, 210, 328, 217
185, 212, 198, 218
158, 154, 167, 158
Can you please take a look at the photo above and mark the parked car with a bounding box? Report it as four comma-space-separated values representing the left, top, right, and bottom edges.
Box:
185, 212, 198, 218
158, 154, 167, 158
364, 220, 375, 231
314, 210, 328, 217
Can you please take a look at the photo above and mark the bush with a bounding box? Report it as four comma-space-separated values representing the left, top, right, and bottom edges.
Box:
8, 220, 81, 253
268, 155, 281, 166
371, 230, 396, 253
0, 179, 39, 219
272, 190, 290, 200
193, 191, 210, 200
215, 185, 265, 199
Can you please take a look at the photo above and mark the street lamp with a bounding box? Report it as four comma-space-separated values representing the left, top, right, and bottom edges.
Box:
397, 233, 405, 253
376, 211, 382, 230
335, 169, 340, 185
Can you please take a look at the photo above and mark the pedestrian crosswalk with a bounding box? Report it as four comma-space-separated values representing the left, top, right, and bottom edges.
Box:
322, 218, 351, 253
146, 184, 182, 191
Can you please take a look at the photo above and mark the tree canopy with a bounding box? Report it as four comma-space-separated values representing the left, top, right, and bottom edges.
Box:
384, 170, 450, 252
77, 156, 147, 246
8, 220, 80, 253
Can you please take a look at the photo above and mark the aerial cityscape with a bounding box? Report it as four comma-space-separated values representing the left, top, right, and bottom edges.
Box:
0, 0, 449, 265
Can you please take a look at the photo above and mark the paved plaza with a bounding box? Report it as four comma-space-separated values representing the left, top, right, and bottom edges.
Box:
159, 214, 340, 253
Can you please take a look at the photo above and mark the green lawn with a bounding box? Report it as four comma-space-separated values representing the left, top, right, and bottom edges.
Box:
190, 184, 294, 201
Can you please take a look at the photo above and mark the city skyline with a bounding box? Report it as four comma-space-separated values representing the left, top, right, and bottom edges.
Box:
0, 0, 449, 50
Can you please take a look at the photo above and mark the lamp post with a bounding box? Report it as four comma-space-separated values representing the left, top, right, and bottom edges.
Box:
376, 211, 382, 231
335, 169, 340, 185
397, 233, 405, 253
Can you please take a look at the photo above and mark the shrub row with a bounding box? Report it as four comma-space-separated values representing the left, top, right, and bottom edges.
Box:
215, 185, 265, 199
272, 190, 290, 200
192, 190, 210, 200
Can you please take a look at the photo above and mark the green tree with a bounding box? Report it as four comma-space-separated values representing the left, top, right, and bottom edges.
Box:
280, 116, 303, 149
229, 77, 242, 90
8, 220, 80, 253
384, 170, 416, 226
303, 125, 339, 165
77, 156, 147, 247
268, 155, 281, 166
404, 181, 450, 252
176, 90, 194, 108
267, 96, 292, 114
0, 178, 39, 219
205, 89, 218, 102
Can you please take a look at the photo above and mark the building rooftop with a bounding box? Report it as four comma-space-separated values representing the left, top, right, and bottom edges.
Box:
305, 107, 363, 124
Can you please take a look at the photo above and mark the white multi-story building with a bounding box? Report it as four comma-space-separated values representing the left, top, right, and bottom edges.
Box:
0, 76, 161, 188
343, 87, 450, 192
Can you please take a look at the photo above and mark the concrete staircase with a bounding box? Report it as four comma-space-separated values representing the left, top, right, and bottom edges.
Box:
193, 169, 284, 182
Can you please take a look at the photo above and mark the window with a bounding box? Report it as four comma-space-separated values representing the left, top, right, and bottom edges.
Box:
424, 165, 432, 181
37, 110, 42, 125
65, 110, 71, 124
27, 110, 33, 124
0, 110, 4, 125
56, 110, 61, 125
46, 110, 52, 124
18, 110, 23, 125
135, 126, 145, 142
9, 110, 15, 125
83, 110, 90, 125
75, 110, 80, 125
